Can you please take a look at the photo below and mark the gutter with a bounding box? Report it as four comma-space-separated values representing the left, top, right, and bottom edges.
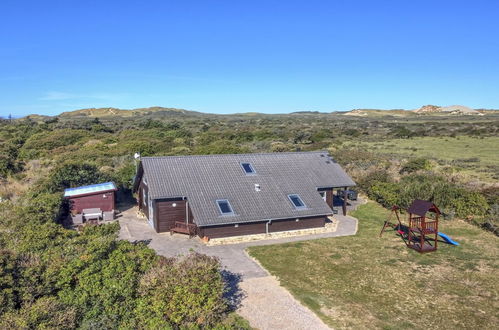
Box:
198, 211, 333, 227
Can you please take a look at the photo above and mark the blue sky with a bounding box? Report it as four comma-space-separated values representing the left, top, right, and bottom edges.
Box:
1, 1, 499, 116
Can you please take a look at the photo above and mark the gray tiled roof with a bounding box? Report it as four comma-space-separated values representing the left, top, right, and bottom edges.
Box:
141, 151, 355, 227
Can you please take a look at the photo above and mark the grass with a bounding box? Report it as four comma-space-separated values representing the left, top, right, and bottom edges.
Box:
248, 202, 499, 329
345, 136, 499, 181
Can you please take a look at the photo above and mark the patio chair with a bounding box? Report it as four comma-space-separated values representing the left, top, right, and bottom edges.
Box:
103, 210, 115, 221
71, 213, 83, 225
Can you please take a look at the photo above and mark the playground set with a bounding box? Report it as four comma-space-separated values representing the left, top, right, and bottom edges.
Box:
380, 199, 459, 253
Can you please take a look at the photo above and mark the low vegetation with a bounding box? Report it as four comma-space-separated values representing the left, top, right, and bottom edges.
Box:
248, 202, 499, 329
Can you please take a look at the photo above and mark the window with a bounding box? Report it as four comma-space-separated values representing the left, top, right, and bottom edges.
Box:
241, 162, 256, 175
288, 194, 306, 209
216, 199, 234, 215
142, 189, 147, 207
319, 191, 326, 201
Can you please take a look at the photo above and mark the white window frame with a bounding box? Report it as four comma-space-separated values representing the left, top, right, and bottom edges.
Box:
319, 191, 327, 201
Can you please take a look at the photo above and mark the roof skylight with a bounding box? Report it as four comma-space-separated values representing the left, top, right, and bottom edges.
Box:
241, 162, 256, 175
288, 194, 306, 209
216, 199, 234, 215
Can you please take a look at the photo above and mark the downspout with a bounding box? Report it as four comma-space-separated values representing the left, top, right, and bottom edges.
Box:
265, 219, 272, 234
185, 199, 189, 224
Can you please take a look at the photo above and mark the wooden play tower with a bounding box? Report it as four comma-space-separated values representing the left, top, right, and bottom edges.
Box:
380, 199, 440, 253
406, 200, 440, 253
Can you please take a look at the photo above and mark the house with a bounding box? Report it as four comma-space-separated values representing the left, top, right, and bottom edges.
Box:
64, 182, 117, 214
133, 151, 355, 239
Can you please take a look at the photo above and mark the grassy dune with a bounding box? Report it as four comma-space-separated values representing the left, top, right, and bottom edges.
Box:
248, 202, 499, 329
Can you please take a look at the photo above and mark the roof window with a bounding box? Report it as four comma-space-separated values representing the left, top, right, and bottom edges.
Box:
288, 194, 306, 209
216, 199, 234, 215
241, 162, 256, 175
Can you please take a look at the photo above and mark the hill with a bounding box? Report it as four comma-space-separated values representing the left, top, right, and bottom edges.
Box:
58, 106, 206, 118
343, 109, 413, 117
413, 104, 483, 115
342, 105, 489, 117
15, 105, 499, 121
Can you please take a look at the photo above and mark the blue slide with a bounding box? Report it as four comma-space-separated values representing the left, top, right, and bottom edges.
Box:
438, 232, 460, 246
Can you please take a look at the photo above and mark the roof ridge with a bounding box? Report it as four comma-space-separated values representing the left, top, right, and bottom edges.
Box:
141, 150, 330, 160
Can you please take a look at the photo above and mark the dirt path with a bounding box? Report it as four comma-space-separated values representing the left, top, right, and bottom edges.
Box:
238, 276, 330, 330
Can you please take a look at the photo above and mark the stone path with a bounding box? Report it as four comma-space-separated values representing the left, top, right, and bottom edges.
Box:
118, 203, 361, 330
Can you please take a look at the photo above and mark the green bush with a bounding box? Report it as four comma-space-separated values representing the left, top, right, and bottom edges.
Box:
194, 140, 250, 155
0, 297, 77, 329
366, 174, 490, 218
400, 158, 432, 174
0, 250, 16, 315
368, 181, 401, 208
17, 192, 63, 225
57, 237, 158, 328
43, 162, 108, 193
0, 142, 22, 178
112, 161, 137, 190
390, 126, 414, 138
357, 169, 392, 192
19, 129, 89, 159
136, 253, 228, 328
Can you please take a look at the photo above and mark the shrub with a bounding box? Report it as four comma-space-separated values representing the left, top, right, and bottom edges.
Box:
0, 297, 77, 329
390, 126, 413, 138
0, 250, 16, 315
17, 192, 63, 225
368, 182, 401, 208
0, 142, 22, 178
112, 161, 137, 190
342, 128, 361, 137
44, 162, 107, 193
400, 158, 432, 174
136, 253, 228, 328
57, 238, 158, 328
194, 140, 250, 155
19, 129, 89, 159
357, 169, 392, 192
366, 174, 490, 218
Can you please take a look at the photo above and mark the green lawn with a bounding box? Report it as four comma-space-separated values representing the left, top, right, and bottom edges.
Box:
248, 202, 499, 329
345, 136, 499, 181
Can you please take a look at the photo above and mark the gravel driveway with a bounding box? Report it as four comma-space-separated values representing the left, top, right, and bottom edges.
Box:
119, 207, 359, 329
